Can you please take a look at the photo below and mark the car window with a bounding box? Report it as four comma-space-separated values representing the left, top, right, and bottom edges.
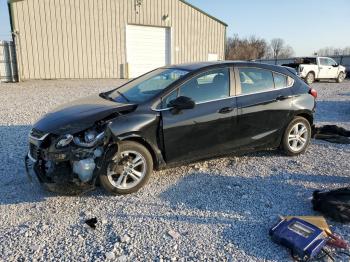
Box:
327, 58, 337, 66
319, 58, 328, 66
178, 68, 230, 103
273, 73, 287, 89
110, 68, 189, 103
238, 68, 274, 95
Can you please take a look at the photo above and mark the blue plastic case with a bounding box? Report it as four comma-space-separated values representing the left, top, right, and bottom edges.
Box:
269, 217, 327, 259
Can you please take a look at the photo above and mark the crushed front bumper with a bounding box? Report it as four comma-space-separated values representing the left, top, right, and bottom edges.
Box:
24, 151, 95, 195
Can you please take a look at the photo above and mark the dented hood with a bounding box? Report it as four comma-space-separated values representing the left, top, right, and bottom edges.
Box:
33, 94, 136, 135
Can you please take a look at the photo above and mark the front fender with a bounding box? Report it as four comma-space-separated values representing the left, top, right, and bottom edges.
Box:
107, 112, 166, 169
108, 113, 158, 139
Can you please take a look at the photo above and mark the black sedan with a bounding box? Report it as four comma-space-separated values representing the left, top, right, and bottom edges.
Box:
26, 61, 317, 194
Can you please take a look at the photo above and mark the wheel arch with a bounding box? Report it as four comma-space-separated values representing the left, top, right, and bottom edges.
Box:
294, 112, 314, 127
307, 70, 316, 78
115, 133, 165, 170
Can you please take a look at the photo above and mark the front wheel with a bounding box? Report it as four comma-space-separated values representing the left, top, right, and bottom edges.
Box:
305, 72, 315, 85
100, 141, 153, 195
336, 72, 345, 83
281, 117, 311, 156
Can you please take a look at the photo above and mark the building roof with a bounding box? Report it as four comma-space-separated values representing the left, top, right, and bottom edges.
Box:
179, 1, 227, 27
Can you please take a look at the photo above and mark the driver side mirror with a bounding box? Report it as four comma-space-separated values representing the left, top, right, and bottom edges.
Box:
332, 64, 339, 67
168, 96, 195, 111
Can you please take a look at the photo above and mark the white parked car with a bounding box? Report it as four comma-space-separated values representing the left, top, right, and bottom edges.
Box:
283, 57, 347, 84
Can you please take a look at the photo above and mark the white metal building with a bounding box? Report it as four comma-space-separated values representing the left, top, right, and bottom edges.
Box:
8, 0, 227, 80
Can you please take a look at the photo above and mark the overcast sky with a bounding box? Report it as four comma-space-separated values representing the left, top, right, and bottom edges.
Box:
1, 0, 349, 56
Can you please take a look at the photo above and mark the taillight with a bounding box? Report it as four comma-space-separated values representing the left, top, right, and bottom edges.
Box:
309, 88, 317, 99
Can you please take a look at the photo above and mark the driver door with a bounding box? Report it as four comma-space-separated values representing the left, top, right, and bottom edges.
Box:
160, 67, 238, 164
318, 58, 338, 78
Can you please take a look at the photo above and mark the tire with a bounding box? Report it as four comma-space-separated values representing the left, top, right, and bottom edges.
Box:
336, 72, 345, 83
100, 141, 153, 195
281, 117, 311, 156
305, 72, 315, 85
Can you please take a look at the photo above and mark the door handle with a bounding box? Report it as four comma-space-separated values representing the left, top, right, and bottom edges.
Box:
219, 107, 234, 114
276, 95, 292, 101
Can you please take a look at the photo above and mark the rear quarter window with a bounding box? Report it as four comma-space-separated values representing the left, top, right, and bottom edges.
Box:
273, 72, 294, 88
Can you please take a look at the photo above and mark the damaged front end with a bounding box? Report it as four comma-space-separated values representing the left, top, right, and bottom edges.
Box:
25, 122, 116, 195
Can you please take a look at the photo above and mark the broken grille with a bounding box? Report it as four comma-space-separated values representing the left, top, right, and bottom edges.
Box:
29, 143, 41, 160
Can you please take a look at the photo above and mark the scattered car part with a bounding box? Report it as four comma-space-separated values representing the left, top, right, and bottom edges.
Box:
85, 217, 98, 229
313, 188, 350, 223
313, 125, 350, 144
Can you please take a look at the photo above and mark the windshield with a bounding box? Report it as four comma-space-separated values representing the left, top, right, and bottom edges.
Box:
109, 68, 189, 103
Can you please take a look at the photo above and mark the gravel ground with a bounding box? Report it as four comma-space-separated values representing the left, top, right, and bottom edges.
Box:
0, 79, 349, 261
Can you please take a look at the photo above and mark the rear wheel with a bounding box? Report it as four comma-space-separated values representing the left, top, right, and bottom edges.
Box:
305, 72, 315, 85
282, 117, 311, 156
100, 141, 153, 195
336, 72, 345, 83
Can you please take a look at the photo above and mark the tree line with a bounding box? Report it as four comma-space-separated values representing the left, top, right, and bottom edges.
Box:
225, 35, 294, 61
316, 47, 350, 56
225, 35, 350, 60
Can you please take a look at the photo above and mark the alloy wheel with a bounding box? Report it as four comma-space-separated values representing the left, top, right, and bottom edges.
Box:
107, 150, 147, 190
288, 122, 308, 152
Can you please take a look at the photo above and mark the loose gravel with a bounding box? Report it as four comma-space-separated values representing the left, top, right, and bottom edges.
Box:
0, 79, 349, 261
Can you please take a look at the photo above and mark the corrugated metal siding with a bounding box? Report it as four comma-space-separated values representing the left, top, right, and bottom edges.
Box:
10, 0, 226, 80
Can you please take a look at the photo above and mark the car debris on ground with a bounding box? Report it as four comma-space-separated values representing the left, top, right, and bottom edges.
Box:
84, 217, 98, 229
313, 188, 350, 223
313, 125, 350, 144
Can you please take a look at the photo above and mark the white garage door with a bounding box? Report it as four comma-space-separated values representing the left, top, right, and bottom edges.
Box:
126, 25, 171, 78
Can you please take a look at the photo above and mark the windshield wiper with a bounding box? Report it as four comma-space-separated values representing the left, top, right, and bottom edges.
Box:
116, 91, 130, 103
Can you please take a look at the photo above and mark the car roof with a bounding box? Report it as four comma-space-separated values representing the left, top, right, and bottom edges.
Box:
164, 61, 290, 73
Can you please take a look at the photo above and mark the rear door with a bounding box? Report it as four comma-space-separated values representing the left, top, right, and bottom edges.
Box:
234, 66, 294, 149
160, 67, 238, 163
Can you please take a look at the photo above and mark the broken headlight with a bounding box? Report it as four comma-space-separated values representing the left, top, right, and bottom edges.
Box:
56, 134, 74, 149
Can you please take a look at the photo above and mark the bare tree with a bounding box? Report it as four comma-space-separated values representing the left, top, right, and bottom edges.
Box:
279, 45, 295, 58
317, 46, 350, 56
225, 35, 268, 60
268, 38, 295, 59
270, 38, 285, 60
226, 35, 295, 60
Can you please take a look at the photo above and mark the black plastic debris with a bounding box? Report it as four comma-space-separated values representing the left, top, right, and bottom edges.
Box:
312, 188, 350, 223
313, 125, 350, 144
85, 217, 98, 229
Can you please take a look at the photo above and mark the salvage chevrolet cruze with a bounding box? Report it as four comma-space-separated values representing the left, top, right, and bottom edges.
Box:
25, 62, 317, 195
